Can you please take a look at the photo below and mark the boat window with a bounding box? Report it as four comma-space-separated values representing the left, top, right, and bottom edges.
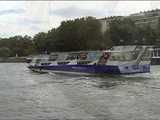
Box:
49, 54, 58, 61
109, 51, 139, 61
35, 59, 41, 63
77, 60, 91, 65
41, 63, 51, 65
66, 53, 79, 60
57, 61, 70, 65
66, 56, 75, 60
87, 51, 101, 61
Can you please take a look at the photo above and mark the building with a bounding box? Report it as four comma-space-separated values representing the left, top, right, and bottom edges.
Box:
99, 9, 160, 33
99, 16, 124, 33
129, 9, 160, 29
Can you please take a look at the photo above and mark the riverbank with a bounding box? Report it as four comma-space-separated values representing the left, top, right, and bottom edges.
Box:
0, 57, 27, 63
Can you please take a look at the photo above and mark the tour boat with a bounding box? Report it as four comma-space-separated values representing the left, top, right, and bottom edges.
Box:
28, 46, 152, 74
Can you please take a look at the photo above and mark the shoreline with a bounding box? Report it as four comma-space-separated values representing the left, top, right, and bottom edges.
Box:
0, 57, 28, 63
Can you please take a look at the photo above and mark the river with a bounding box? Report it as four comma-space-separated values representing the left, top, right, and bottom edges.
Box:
0, 63, 160, 120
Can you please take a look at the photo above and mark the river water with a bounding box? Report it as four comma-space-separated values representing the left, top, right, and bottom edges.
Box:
0, 63, 160, 120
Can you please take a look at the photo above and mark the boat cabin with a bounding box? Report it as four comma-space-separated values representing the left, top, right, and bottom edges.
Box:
30, 45, 152, 66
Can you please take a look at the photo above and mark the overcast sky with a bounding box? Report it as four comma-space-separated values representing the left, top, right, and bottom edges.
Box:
1, 1, 160, 38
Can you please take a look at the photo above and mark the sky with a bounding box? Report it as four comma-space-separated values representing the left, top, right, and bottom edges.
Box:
1, 1, 160, 38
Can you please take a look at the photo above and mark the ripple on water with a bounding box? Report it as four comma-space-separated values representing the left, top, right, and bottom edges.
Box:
0, 63, 160, 120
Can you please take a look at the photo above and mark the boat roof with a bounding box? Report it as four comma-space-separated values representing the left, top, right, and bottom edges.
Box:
104, 45, 152, 53
111, 45, 136, 51
50, 50, 102, 55
50, 45, 151, 55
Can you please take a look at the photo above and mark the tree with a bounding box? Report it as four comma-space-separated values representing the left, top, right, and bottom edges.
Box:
103, 29, 113, 49
155, 17, 160, 46
33, 32, 47, 53
56, 16, 104, 51
137, 25, 157, 45
0, 35, 35, 57
46, 28, 58, 52
0, 47, 11, 57
109, 18, 137, 45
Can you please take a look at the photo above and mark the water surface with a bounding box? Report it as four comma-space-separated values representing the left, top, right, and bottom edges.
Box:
0, 63, 160, 120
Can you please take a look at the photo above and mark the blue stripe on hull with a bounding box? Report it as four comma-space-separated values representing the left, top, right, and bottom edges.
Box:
28, 64, 151, 74
29, 65, 121, 74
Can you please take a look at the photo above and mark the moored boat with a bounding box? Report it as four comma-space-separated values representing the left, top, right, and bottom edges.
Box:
28, 46, 152, 74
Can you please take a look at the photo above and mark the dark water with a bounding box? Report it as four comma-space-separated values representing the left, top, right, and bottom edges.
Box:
0, 63, 160, 120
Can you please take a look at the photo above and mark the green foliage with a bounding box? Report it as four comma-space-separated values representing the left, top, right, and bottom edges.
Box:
33, 32, 47, 53
55, 17, 103, 51
155, 17, 160, 46
33, 16, 104, 52
141, 25, 157, 45
109, 18, 137, 45
103, 29, 113, 49
0, 35, 35, 57
0, 16, 160, 57
46, 28, 58, 52
0, 47, 11, 57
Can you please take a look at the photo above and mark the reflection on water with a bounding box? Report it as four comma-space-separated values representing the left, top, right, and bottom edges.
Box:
0, 63, 160, 120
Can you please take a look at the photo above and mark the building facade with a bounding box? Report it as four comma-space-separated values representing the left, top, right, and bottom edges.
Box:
99, 9, 160, 33
99, 16, 124, 33
130, 9, 160, 29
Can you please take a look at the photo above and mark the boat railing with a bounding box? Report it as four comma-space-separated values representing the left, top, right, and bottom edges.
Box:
135, 46, 152, 64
